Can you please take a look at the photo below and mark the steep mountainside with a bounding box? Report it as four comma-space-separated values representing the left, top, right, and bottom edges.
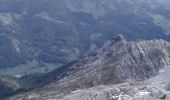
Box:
8, 35, 170, 100
0, 0, 170, 75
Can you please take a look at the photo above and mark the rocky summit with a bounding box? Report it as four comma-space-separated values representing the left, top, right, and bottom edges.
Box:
7, 35, 170, 100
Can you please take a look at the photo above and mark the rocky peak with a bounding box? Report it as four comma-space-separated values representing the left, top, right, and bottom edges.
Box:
112, 34, 126, 43
55, 37, 170, 87
101, 34, 126, 51
7, 36, 170, 99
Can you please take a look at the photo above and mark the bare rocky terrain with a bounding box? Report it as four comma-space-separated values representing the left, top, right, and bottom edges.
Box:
5, 35, 170, 100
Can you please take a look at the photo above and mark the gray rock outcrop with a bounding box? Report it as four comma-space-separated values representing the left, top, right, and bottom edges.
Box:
8, 35, 170, 100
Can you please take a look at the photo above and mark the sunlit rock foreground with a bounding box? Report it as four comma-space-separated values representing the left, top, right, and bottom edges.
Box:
8, 35, 170, 100
58, 83, 170, 100
10, 82, 170, 100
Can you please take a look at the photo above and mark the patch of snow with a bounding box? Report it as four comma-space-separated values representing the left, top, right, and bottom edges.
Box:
111, 93, 132, 100
28, 94, 40, 99
14, 74, 22, 79
137, 90, 151, 96
0, 13, 13, 25
11, 38, 21, 53
35, 11, 66, 24
72, 90, 82, 93
149, 66, 170, 86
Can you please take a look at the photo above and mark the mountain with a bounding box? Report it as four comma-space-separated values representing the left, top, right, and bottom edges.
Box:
0, 0, 170, 76
7, 35, 170, 100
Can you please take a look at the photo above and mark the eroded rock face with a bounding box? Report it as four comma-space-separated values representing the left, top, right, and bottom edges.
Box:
54, 35, 170, 87
62, 83, 169, 100
8, 35, 170, 100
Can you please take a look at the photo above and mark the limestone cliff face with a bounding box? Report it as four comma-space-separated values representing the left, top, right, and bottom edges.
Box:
54, 35, 170, 87
8, 35, 170, 100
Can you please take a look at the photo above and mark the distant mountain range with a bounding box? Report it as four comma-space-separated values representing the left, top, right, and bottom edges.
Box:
0, 0, 170, 76
1, 35, 169, 99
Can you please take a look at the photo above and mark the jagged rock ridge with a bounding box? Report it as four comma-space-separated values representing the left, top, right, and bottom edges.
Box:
8, 35, 170, 100
53, 35, 170, 87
